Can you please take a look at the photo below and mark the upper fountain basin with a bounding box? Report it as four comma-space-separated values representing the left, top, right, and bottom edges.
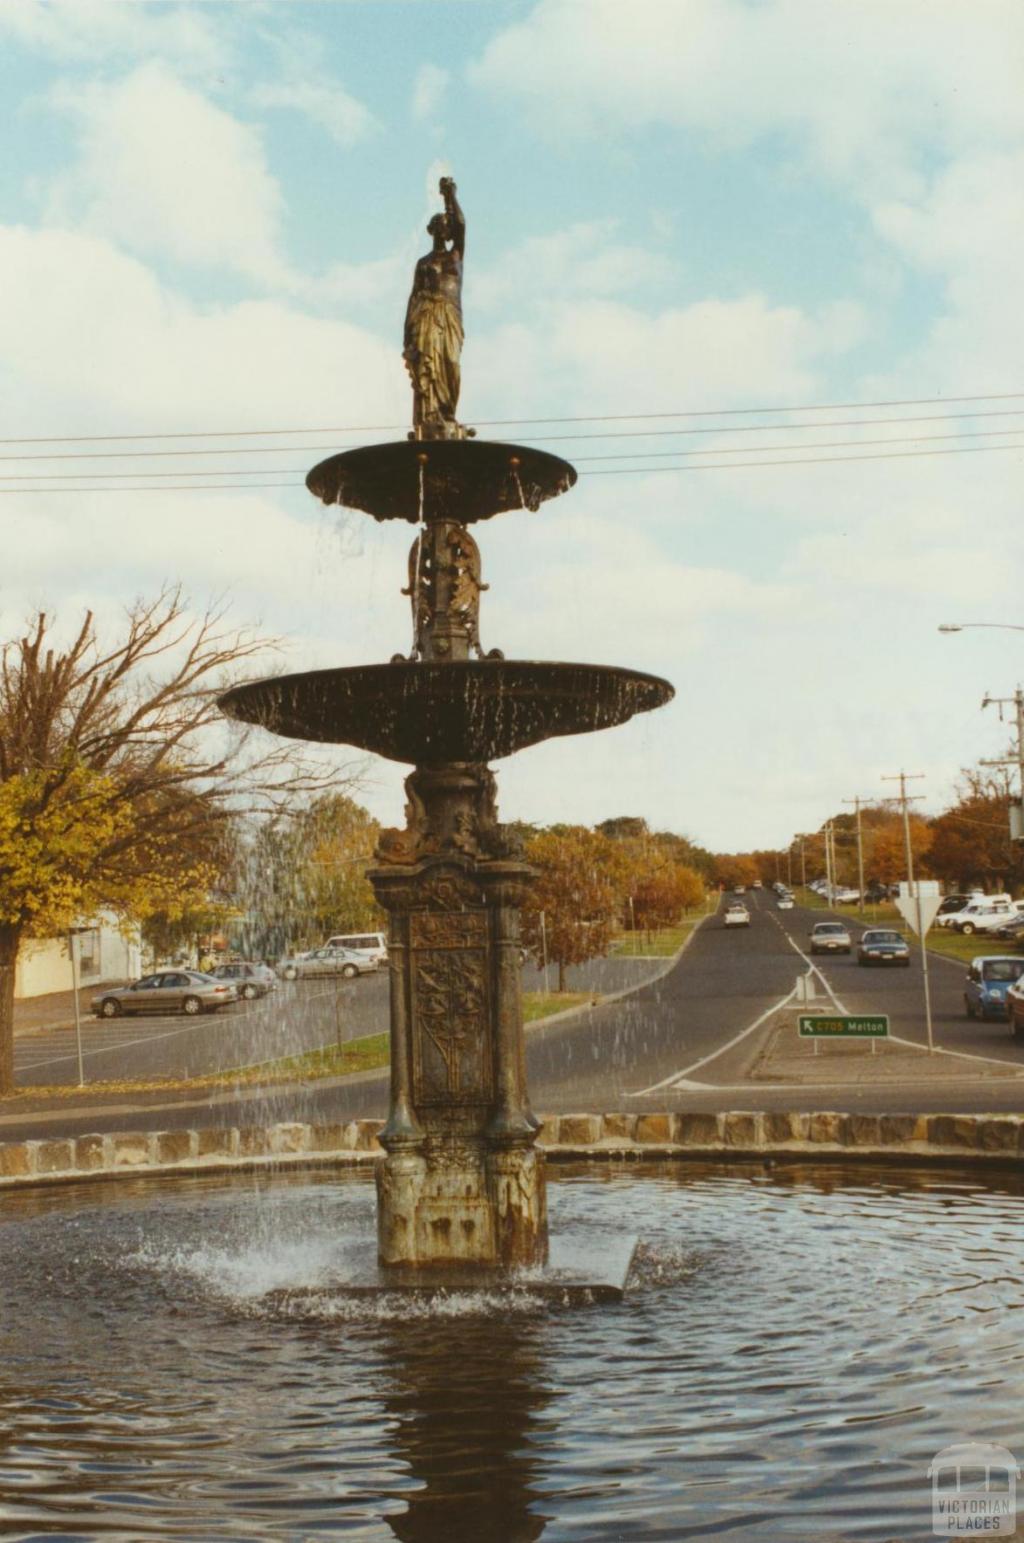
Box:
218, 659, 673, 764
306, 439, 576, 523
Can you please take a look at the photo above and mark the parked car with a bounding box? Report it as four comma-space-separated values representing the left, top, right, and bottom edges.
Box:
724, 903, 751, 928
325, 931, 388, 968
964, 956, 1024, 1021
92, 971, 237, 1018
857, 929, 910, 967
809, 922, 851, 954
990, 914, 1024, 944
948, 901, 1016, 936
937, 894, 974, 918
209, 961, 277, 1000
277, 946, 376, 981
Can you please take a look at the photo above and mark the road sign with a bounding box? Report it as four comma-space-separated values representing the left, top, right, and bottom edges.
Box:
798, 1014, 889, 1038
895, 893, 943, 935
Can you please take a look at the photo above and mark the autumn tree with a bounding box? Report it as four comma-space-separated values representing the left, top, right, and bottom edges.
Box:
241, 794, 381, 956
522, 826, 622, 992
928, 768, 1021, 890
0, 592, 349, 1095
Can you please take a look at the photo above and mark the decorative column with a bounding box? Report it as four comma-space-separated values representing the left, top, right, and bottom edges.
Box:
371, 762, 547, 1270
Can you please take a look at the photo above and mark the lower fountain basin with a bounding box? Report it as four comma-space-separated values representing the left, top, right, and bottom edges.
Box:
3, 1162, 1023, 1541
218, 659, 673, 763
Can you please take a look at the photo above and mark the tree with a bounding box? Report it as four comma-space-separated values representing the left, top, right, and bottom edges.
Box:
631, 863, 704, 931
0, 592, 348, 1095
928, 767, 1021, 890
522, 827, 622, 992
243, 794, 381, 955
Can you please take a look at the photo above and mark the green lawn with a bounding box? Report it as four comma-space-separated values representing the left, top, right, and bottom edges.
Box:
794, 886, 902, 924
523, 991, 594, 1021
611, 918, 700, 957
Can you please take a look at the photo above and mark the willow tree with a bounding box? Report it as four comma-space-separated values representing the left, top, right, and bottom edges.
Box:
0, 591, 349, 1095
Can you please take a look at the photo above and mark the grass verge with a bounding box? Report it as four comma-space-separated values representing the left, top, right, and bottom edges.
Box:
10, 992, 601, 1101
611, 919, 700, 957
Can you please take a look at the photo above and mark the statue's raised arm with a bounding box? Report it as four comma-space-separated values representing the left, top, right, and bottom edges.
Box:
403, 177, 469, 440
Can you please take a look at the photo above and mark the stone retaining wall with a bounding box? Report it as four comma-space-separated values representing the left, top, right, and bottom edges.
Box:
1, 1110, 1022, 1189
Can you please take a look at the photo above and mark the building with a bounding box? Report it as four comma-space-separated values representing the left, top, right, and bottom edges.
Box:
14, 918, 142, 1001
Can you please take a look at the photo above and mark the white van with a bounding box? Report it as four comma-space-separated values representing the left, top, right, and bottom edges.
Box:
938, 898, 1014, 935
325, 931, 388, 967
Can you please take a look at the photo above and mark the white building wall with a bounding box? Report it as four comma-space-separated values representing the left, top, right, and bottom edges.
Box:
14, 918, 141, 1000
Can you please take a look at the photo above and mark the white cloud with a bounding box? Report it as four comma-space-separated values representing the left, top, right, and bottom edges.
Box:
471, 0, 1024, 198
47, 62, 289, 287
412, 63, 449, 123
470, 220, 676, 311
0, 0, 224, 67
251, 78, 375, 148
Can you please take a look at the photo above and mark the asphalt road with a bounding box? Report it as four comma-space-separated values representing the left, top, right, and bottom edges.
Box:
5, 897, 1024, 1139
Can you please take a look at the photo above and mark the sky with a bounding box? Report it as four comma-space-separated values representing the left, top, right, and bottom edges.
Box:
1, 0, 1022, 853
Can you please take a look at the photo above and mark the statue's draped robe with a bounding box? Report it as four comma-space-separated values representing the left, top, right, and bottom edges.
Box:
404, 282, 463, 429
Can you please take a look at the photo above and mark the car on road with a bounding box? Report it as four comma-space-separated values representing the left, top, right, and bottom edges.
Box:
724, 903, 751, 927
964, 956, 1024, 1021
277, 946, 377, 981
857, 929, 910, 967
1007, 977, 1024, 1038
777, 895, 794, 910
808, 921, 851, 954
733, 885, 747, 895
92, 971, 238, 1018
209, 961, 277, 1000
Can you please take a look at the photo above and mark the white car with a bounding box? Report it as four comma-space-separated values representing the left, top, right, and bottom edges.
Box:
724, 903, 751, 927
777, 896, 794, 910
943, 901, 1015, 935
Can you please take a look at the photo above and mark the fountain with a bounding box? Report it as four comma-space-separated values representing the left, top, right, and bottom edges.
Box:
219, 177, 673, 1279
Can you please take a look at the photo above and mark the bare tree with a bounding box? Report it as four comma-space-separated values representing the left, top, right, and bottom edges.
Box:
0, 588, 355, 1095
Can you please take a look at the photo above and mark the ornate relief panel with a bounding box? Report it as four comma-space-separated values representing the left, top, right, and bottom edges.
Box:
410, 908, 491, 1105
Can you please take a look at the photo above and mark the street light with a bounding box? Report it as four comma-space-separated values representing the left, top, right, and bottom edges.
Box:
938, 622, 1024, 634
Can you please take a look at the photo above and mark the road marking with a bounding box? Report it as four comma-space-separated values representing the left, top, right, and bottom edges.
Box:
16, 1015, 241, 1072
626, 978, 805, 1096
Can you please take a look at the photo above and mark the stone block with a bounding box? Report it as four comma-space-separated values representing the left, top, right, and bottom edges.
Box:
634, 1113, 673, 1145
74, 1135, 107, 1171
672, 1112, 720, 1147
35, 1139, 74, 1174
927, 1115, 979, 1151
555, 1113, 602, 1146
762, 1111, 800, 1144
112, 1134, 152, 1168
721, 1112, 760, 1148
270, 1123, 310, 1156
878, 1114, 922, 1146
196, 1126, 237, 1159
309, 1123, 350, 1153
976, 1118, 1020, 1154
600, 1112, 638, 1144
156, 1130, 195, 1165
0, 1143, 31, 1179
237, 1126, 269, 1158
845, 1114, 881, 1147
808, 1112, 844, 1145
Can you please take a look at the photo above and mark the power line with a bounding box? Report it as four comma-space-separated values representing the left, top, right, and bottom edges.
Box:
1, 390, 1022, 446
3, 425, 1021, 481
3, 408, 1024, 462
2, 439, 1021, 493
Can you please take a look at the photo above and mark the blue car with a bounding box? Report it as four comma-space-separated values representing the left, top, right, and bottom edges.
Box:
964, 956, 1024, 1021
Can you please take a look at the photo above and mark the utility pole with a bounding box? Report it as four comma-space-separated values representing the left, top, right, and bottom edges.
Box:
980, 685, 1024, 846
882, 770, 934, 1053
795, 834, 807, 889
824, 820, 834, 906
842, 795, 869, 916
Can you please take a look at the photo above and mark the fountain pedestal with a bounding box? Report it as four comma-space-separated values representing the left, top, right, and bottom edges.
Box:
371, 763, 546, 1269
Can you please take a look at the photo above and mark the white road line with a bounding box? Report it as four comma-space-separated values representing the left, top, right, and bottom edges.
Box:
626, 979, 805, 1096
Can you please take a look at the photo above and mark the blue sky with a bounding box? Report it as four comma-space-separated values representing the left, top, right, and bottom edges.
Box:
1, 0, 1022, 850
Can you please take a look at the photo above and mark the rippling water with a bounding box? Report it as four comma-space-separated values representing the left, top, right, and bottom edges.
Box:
1, 1162, 1022, 1540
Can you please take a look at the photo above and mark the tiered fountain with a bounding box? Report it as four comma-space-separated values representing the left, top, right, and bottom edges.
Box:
220, 178, 673, 1280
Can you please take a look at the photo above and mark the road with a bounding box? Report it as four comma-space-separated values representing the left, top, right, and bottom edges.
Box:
5, 895, 1024, 1139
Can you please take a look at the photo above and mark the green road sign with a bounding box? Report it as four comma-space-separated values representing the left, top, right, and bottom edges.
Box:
798, 1014, 889, 1038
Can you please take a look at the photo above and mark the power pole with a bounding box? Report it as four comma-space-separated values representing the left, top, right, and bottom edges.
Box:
980, 685, 1024, 847
842, 795, 870, 916
882, 770, 934, 1053
824, 820, 834, 906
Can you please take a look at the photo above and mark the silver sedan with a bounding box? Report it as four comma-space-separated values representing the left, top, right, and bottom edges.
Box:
277, 947, 377, 981
92, 971, 238, 1018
